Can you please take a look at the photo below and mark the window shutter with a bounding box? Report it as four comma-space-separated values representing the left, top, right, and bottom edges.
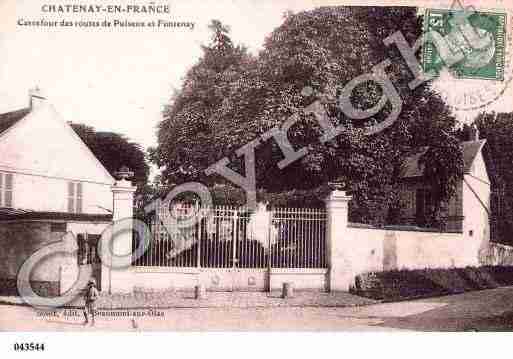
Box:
68, 182, 75, 213
4, 174, 13, 207
76, 182, 83, 213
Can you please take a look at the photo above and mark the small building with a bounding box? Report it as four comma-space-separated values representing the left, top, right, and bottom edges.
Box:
398, 138, 490, 245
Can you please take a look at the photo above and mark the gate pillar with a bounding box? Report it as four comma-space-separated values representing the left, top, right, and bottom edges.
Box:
102, 172, 137, 294
325, 190, 353, 292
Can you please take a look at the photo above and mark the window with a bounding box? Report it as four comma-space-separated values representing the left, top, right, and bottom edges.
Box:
0, 172, 14, 208
77, 233, 100, 264
67, 182, 83, 213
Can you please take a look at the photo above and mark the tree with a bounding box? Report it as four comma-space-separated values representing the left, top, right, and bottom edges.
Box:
153, 19, 253, 185
154, 7, 463, 224
71, 123, 150, 187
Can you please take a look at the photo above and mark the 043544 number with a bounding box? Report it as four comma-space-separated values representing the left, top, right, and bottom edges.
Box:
13, 343, 45, 351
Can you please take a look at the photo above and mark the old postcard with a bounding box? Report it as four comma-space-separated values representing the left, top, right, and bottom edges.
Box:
1, 0, 513, 349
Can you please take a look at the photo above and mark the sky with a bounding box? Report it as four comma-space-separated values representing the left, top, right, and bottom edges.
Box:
0, 0, 511, 156
0, 0, 316, 152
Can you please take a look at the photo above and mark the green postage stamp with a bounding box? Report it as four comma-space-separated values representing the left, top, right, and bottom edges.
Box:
422, 8, 507, 80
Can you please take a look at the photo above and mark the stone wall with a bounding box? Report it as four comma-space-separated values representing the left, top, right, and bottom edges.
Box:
0, 221, 65, 296
0, 220, 108, 296
0, 277, 60, 297
124, 267, 328, 293
330, 225, 475, 291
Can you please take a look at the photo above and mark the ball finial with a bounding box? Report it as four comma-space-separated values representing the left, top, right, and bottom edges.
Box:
115, 166, 134, 180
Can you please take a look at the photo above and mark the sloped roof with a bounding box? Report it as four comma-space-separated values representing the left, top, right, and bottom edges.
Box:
400, 140, 486, 178
0, 207, 112, 222
0, 103, 115, 183
0, 108, 30, 136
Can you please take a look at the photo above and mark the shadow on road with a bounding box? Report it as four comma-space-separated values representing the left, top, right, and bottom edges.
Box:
370, 287, 513, 331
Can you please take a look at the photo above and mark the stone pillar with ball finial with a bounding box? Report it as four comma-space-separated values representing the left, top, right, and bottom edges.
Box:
112, 166, 137, 222
325, 181, 353, 292
104, 166, 137, 293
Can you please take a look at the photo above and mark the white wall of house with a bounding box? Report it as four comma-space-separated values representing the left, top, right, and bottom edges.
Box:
0, 99, 115, 214
4, 172, 112, 214
462, 150, 491, 258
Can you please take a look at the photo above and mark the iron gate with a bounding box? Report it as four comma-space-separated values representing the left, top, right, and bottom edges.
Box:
133, 203, 327, 290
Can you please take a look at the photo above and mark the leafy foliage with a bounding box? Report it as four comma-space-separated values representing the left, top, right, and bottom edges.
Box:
154, 8, 463, 225
71, 123, 154, 216
71, 123, 149, 186
151, 19, 253, 185
353, 266, 513, 301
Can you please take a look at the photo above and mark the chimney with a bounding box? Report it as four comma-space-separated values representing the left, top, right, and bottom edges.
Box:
469, 124, 480, 142
29, 87, 46, 110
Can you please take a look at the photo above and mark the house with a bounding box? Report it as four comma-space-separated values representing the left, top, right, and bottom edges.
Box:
0, 89, 118, 296
398, 134, 490, 245
0, 89, 115, 216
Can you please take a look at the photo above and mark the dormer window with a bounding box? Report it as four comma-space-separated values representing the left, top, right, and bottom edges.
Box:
0, 172, 13, 208
68, 182, 83, 213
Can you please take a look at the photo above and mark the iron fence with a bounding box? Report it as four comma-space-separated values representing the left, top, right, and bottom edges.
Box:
270, 207, 327, 268
133, 204, 327, 269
